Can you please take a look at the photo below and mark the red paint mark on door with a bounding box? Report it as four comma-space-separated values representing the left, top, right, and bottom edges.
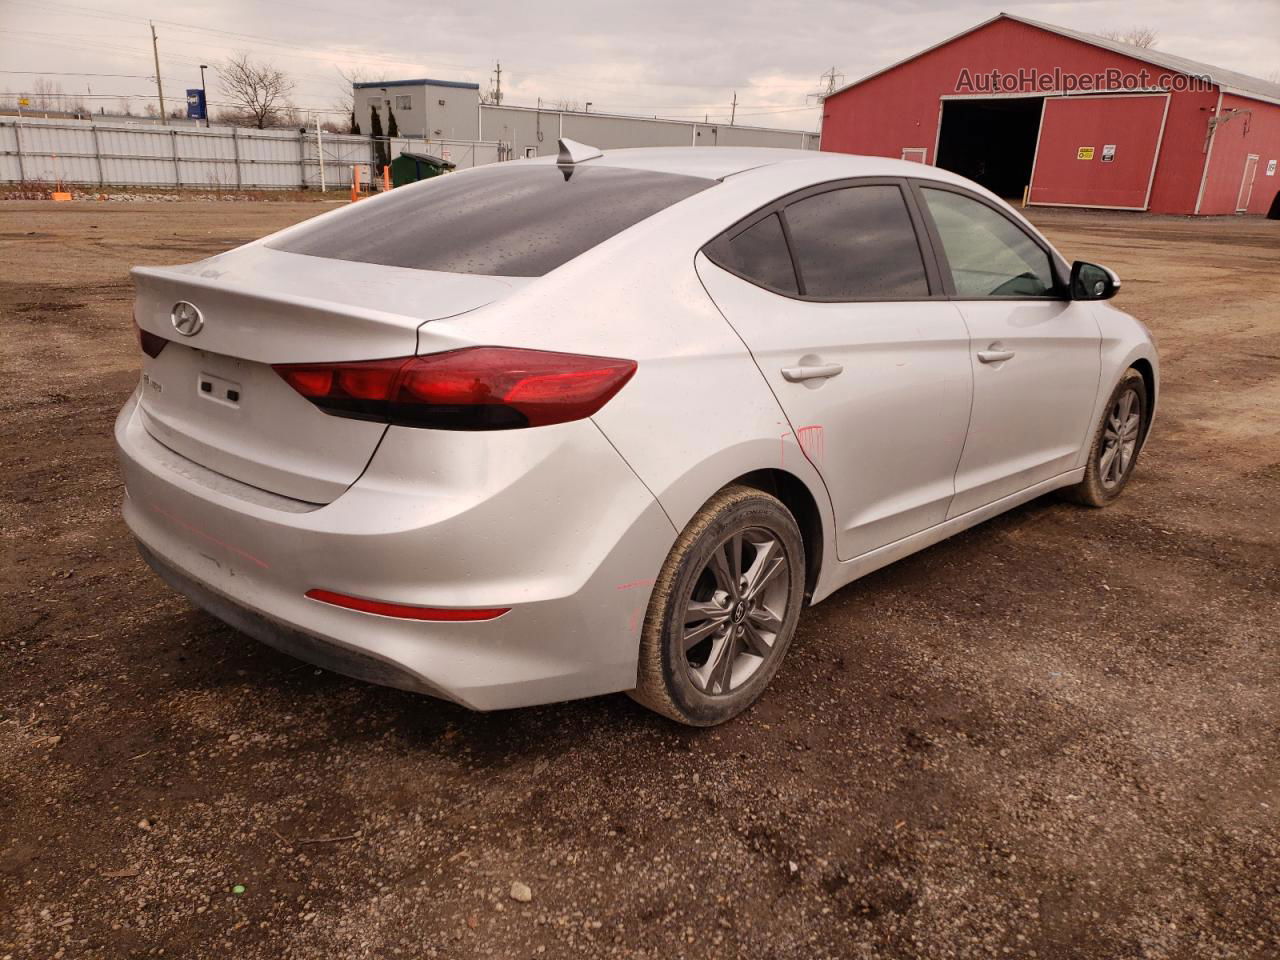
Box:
797, 425, 825, 467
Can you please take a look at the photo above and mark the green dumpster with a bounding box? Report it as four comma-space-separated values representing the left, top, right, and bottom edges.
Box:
391, 151, 457, 187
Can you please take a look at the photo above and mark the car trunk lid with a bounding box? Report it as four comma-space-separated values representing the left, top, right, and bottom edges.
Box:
132, 247, 527, 503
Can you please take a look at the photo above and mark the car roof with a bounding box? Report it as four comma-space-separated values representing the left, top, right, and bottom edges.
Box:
566, 147, 1060, 268
522, 145, 977, 187
579, 146, 821, 179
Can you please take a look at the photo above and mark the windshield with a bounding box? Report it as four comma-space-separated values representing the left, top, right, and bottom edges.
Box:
269, 163, 715, 277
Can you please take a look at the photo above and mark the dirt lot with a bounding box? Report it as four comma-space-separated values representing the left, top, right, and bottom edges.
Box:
1, 199, 1277, 960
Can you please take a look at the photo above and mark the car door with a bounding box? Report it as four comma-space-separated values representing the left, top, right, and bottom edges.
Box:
696, 179, 973, 561
912, 182, 1101, 517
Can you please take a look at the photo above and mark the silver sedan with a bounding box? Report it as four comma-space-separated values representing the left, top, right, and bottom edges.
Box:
116, 140, 1157, 725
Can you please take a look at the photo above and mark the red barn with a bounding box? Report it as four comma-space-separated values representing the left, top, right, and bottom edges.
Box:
820, 13, 1280, 216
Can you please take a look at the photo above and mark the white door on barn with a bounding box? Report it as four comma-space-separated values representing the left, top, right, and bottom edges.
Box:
1236, 154, 1260, 213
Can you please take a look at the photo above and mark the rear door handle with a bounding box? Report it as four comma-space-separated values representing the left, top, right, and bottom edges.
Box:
781, 363, 844, 382
977, 349, 1016, 364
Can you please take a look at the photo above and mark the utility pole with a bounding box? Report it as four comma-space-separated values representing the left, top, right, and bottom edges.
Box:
730, 91, 737, 125
492, 60, 502, 105
150, 21, 167, 125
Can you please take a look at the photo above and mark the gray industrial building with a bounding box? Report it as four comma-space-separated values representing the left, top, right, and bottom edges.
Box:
479, 104, 818, 157
355, 78, 483, 141
355, 78, 819, 156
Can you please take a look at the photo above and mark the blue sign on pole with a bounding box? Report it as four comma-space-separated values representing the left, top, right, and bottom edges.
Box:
186, 88, 207, 120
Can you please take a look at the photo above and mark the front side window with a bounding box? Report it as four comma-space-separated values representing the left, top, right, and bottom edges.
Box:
269, 164, 714, 277
921, 188, 1056, 298
395, 95, 411, 111
783, 185, 930, 300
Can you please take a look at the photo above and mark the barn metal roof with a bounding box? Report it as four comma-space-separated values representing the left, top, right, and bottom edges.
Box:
827, 12, 1280, 108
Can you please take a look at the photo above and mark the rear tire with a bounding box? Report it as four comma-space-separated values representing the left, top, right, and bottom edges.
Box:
1060, 368, 1148, 507
630, 485, 805, 726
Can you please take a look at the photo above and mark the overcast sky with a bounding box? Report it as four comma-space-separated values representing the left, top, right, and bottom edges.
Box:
2, 0, 1277, 130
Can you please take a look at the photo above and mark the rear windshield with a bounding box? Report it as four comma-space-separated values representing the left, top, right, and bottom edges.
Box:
269, 164, 715, 277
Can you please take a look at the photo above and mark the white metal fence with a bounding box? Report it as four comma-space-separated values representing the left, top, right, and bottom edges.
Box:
0, 117, 503, 190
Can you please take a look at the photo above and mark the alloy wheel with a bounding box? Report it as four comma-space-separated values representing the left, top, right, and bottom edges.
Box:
681, 527, 791, 696
1099, 386, 1142, 489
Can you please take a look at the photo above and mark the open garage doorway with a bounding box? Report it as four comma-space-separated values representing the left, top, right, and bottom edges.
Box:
935, 97, 1042, 200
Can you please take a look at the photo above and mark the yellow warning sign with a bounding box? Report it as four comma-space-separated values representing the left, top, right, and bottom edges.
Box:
1077, 146, 1096, 160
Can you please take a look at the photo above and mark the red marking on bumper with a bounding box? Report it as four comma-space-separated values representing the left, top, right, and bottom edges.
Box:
148, 502, 270, 569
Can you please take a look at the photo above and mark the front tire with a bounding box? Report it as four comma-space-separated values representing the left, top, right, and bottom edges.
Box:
1061, 368, 1148, 507
630, 485, 805, 726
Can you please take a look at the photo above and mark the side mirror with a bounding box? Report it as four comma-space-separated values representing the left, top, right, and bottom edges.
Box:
1070, 261, 1121, 301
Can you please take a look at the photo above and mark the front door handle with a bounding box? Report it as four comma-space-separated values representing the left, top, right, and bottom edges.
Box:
977, 349, 1016, 364
781, 362, 844, 382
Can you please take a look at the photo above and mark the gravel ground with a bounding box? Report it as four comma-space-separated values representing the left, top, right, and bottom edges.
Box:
1, 201, 1277, 960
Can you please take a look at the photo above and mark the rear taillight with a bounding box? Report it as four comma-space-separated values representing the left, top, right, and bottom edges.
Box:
273, 346, 636, 430
137, 323, 168, 358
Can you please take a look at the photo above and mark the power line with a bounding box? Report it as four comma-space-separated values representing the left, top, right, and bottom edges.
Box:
10, 0, 486, 77
0, 28, 208, 69
0, 89, 350, 115
0, 69, 192, 86
8, 0, 814, 96
1, 1, 822, 129
0, 70, 159, 78
2, 88, 816, 124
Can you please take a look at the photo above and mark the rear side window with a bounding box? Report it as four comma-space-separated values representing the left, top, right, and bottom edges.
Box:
269, 164, 714, 277
783, 185, 930, 299
711, 213, 799, 295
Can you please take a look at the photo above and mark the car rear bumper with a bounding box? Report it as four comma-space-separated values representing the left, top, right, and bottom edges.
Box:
115, 388, 675, 710
136, 539, 455, 698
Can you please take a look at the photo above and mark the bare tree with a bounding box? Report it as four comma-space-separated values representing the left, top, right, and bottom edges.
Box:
550, 98, 582, 112
1100, 27, 1159, 49
31, 77, 64, 111
218, 52, 296, 129
335, 67, 379, 133
276, 103, 305, 128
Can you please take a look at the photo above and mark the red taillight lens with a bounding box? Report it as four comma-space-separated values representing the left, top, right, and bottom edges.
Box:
305, 588, 508, 622
137, 324, 168, 359
273, 347, 636, 430
281, 368, 334, 398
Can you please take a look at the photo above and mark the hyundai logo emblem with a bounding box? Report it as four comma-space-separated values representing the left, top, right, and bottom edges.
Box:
171, 301, 204, 336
